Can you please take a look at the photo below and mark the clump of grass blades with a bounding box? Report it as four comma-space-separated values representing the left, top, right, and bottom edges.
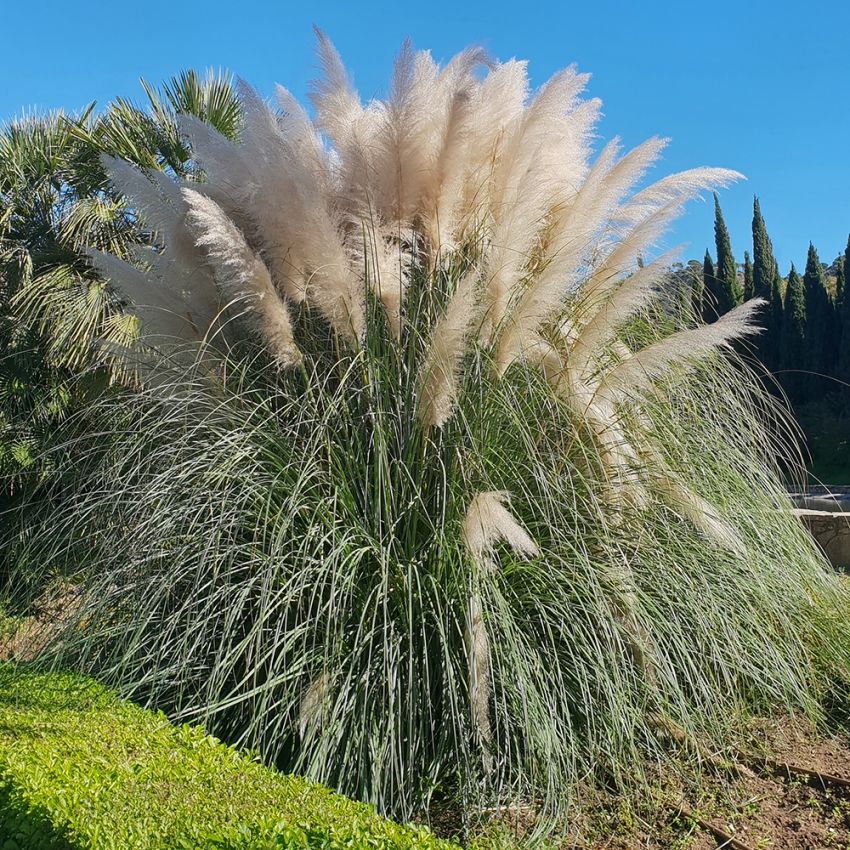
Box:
4, 33, 850, 825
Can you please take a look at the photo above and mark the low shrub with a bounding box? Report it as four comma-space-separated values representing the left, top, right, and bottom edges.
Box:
0, 666, 455, 850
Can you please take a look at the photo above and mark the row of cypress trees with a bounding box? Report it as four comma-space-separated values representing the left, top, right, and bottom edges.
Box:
694, 196, 850, 404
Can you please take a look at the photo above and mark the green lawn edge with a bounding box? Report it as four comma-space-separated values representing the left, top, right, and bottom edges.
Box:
0, 665, 458, 850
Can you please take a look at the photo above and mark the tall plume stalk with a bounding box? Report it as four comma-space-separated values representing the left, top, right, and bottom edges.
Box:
9, 33, 850, 826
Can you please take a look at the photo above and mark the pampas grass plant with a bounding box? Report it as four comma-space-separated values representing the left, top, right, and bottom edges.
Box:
7, 32, 850, 823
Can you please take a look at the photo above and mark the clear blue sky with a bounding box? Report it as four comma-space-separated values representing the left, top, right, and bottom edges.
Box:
2, 0, 848, 271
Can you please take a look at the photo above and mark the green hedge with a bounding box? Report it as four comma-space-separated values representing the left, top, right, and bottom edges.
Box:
0, 667, 456, 850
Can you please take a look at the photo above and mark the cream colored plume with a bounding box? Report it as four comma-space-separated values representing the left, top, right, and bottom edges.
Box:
462, 491, 538, 747
594, 299, 762, 404
351, 222, 412, 339
298, 671, 330, 740
309, 27, 365, 156
103, 157, 221, 325
87, 249, 202, 346
102, 155, 185, 249
567, 254, 676, 383
464, 591, 492, 746
182, 189, 301, 367
655, 471, 746, 557
490, 137, 664, 373
462, 491, 539, 568
416, 270, 481, 430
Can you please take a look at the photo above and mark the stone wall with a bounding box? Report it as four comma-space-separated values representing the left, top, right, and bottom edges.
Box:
794, 509, 850, 569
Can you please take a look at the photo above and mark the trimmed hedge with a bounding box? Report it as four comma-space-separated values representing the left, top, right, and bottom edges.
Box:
0, 666, 456, 850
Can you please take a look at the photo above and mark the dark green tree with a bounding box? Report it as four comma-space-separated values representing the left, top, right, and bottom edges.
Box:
712, 193, 741, 315
836, 252, 846, 366
743, 250, 754, 301
839, 236, 850, 386
764, 271, 784, 374
752, 197, 778, 299
701, 250, 717, 323
802, 242, 835, 385
781, 263, 806, 401
685, 259, 704, 322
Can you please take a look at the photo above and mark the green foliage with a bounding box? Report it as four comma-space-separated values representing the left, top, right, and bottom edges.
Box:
839, 236, 850, 386
752, 196, 778, 299
765, 270, 784, 374
701, 250, 716, 323
743, 250, 753, 301
802, 243, 835, 389
0, 665, 455, 850
711, 193, 741, 315
781, 263, 806, 400
0, 71, 241, 537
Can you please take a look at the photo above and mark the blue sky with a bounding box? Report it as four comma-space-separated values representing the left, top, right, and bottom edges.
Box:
2, 0, 848, 271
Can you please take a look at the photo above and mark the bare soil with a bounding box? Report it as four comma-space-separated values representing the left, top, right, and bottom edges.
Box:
577, 714, 850, 849
421, 716, 850, 850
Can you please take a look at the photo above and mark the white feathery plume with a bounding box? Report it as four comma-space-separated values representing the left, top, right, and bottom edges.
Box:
176, 115, 257, 221
462, 491, 539, 566
103, 155, 222, 325
309, 35, 378, 221
582, 169, 743, 310
182, 189, 300, 367
578, 201, 686, 312
655, 472, 746, 557
453, 59, 529, 239
424, 84, 474, 254
378, 40, 432, 224
309, 27, 365, 151
87, 250, 186, 315
416, 270, 481, 430
567, 254, 676, 382
352, 222, 412, 339
462, 491, 538, 746
298, 672, 330, 740
419, 47, 489, 253
487, 66, 590, 225
102, 155, 185, 246
616, 167, 744, 225
489, 137, 661, 373
479, 67, 595, 340
465, 591, 492, 747
232, 82, 365, 343
87, 249, 202, 345
594, 299, 763, 403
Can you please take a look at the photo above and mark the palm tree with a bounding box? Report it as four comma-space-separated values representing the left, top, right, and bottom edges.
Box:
0, 71, 240, 516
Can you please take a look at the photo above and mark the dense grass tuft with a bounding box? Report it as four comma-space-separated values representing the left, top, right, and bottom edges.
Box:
3, 35, 850, 824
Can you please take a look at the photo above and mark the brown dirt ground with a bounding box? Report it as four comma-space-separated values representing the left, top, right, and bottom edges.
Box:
421, 716, 850, 850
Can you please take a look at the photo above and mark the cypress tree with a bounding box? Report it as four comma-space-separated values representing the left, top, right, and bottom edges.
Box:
743, 250, 754, 301
688, 259, 704, 323
839, 236, 850, 385
836, 253, 846, 368
803, 242, 834, 384
765, 270, 784, 374
782, 263, 806, 402
752, 197, 778, 299
713, 193, 741, 314
702, 250, 717, 323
